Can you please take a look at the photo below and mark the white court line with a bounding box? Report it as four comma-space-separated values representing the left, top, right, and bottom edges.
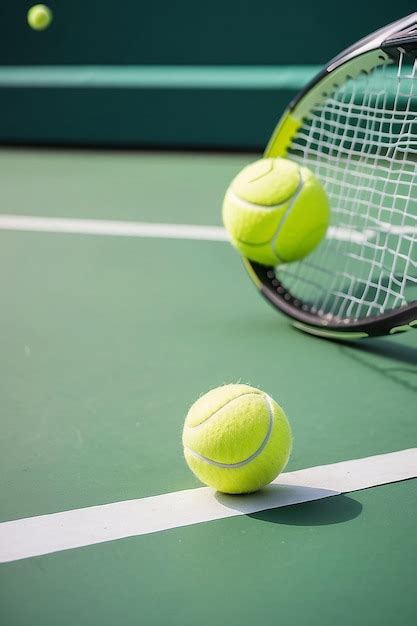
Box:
0, 449, 415, 563
0, 214, 229, 241
1, 214, 416, 243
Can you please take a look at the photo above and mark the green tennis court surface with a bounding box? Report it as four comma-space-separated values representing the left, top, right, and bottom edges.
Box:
0, 148, 416, 626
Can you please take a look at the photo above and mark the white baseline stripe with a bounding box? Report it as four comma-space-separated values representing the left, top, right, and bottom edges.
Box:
1, 215, 416, 243
0, 449, 415, 563
0, 214, 229, 242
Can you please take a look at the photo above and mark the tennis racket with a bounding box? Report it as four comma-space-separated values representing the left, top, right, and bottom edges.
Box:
243, 13, 417, 339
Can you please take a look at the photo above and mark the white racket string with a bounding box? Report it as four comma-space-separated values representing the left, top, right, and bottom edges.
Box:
279, 53, 417, 320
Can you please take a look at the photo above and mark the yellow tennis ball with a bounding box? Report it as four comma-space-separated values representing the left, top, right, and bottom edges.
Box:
27, 5, 53, 31
222, 157, 330, 266
182, 384, 292, 494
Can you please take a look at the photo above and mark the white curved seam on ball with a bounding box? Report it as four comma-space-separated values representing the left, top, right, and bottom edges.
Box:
226, 189, 294, 212
270, 170, 304, 263
185, 392, 262, 430
233, 180, 301, 247
184, 393, 274, 468
235, 235, 273, 247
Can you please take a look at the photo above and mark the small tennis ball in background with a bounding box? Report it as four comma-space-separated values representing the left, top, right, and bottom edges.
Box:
182, 384, 292, 494
27, 4, 53, 31
222, 157, 329, 266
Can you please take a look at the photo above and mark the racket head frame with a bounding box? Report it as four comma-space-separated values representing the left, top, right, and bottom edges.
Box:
244, 13, 417, 339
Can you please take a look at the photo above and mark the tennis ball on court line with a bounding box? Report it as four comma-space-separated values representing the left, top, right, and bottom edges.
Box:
182, 384, 292, 494
27, 4, 53, 31
222, 157, 329, 266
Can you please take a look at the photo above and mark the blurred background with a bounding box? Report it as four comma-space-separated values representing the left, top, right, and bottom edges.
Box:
0, 1, 415, 149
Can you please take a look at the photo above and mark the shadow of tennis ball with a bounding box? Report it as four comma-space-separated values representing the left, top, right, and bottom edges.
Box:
214, 487, 362, 526
249, 494, 362, 526
214, 483, 362, 526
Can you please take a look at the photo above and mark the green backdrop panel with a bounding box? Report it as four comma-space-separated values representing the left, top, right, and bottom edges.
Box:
0, 2, 415, 147
1, 2, 415, 65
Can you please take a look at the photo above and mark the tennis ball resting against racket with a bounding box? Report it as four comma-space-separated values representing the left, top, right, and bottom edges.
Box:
182, 384, 292, 494
223, 158, 329, 266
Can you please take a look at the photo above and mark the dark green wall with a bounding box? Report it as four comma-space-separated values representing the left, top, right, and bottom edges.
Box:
1, 2, 415, 65
0, 2, 415, 148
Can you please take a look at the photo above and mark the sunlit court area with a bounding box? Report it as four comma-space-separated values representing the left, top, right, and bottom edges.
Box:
0, 4, 416, 626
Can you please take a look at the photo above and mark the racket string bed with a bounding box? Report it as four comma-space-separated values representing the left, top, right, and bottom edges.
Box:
287, 74, 381, 317
278, 52, 417, 322
375, 55, 417, 316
